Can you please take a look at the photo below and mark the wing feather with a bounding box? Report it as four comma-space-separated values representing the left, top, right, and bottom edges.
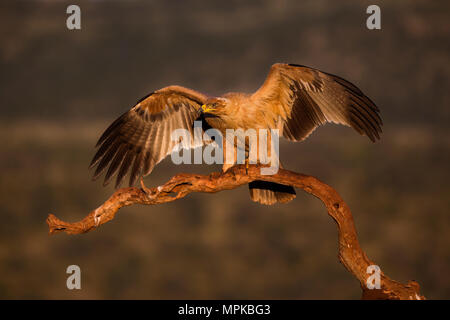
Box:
90, 85, 208, 187
251, 63, 382, 142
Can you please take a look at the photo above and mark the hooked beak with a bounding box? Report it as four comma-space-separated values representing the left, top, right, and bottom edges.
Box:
200, 104, 214, 113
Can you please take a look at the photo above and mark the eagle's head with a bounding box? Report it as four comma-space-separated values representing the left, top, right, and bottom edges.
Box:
201, 97, 229, 115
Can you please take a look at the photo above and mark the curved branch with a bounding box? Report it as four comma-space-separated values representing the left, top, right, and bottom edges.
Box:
46, 164, 425, 300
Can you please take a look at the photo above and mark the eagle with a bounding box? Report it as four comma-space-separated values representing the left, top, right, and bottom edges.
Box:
89, 63, 382, 205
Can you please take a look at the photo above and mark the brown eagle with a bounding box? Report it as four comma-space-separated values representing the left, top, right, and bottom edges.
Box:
89, 63, 382, 205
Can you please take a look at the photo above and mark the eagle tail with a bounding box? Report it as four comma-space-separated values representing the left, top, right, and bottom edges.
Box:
248, 180, 296, 205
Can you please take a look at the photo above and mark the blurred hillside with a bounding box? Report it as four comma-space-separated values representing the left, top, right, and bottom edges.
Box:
0, 0, 449, 299
2, 0, 449, 124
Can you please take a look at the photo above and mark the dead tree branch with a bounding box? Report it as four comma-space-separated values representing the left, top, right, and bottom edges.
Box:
46, 164, 425, 300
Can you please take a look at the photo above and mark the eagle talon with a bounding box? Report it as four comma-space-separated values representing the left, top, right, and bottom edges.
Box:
140, 177, 152, 195
93, 209, 102, 227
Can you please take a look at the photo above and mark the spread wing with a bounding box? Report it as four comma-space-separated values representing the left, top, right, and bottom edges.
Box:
251, 63, 382, 142
89, 85, 208, 188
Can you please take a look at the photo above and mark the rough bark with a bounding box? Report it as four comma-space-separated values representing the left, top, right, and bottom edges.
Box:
46, 164, 425, 300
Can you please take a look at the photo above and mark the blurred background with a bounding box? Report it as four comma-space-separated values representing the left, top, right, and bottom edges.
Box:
0, 0, 449, 299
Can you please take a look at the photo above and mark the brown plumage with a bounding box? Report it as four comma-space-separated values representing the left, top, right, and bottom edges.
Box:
90, 63, 382, 205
